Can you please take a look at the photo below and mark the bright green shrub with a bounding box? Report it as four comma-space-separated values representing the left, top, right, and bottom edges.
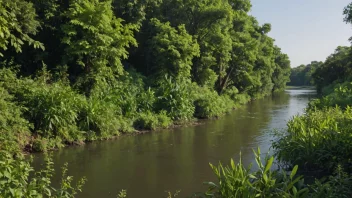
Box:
0, 86, 30, 153
31, 136, 64, 152
79, 97, 133, 140
194, 87, 236, 118
273, 106, 352, 173
0, 151, 85, 198
310, 81, 352, 110
133, 111, 172, 130
22, 82, 84, 142
156, 76, 195, 121
201, 149, 308, 198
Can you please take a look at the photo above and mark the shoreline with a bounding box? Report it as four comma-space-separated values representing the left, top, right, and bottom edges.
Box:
24, 87, 311, 154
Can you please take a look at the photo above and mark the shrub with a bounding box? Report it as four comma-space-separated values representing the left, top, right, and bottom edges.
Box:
31, 136, 64, 152
0, 151, 85, 197
0, 86, 30, 153
194, 87, 236, 118
133, 111, 172, 130
309, 81, 352, 110
200, 149, 308, 198
79, 97, 134, 140
22, 82, 85, 142
273, 106, 352, 174
156, 76, 195, 121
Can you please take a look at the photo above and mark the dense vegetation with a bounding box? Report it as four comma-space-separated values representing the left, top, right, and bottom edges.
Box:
0, 0, 290, 152
287, 61, 322, 86
6, 0, 352, 197
200, 2, 352, 197
0, 0, 292, 197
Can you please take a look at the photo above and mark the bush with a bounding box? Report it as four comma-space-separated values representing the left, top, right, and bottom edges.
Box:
133, 111, 172, 130
0, 151, 85, 197
0, 86, 30, 153
156, 76, 195, 121
200, 149, 308, 198
273, 106, 352, 174
309, 81, 352, 110
23, 81, 85, 142
194, 87, 236, 118
79, 97, 134, 140
31, 136, 64, 152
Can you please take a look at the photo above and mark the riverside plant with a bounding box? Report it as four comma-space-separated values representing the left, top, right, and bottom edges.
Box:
200, 148, 308, 198
272, 106, 352, 174
0, 151, 86, 198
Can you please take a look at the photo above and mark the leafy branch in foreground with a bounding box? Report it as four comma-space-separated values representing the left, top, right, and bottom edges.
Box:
0, 151, 86, 198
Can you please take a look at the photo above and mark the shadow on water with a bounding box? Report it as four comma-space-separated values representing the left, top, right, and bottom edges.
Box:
31, 88, 316, 198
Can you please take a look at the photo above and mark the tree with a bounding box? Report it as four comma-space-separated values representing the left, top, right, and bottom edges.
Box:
312, 46, 351, 92
146, 18, 200, 80
0, 0, 43, 57
272, 46, 291, 92
61, 0, 137, 93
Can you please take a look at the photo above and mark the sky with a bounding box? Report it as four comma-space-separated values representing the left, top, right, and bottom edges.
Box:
250, 0, 352, 67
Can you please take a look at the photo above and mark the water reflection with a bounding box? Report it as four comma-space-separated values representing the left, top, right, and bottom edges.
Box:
32, 89, 316, 198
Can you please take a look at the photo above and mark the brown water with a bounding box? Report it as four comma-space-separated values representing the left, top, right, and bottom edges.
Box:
32, 88, 316, 198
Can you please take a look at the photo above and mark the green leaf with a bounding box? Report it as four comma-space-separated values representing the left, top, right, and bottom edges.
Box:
290, 165, 298, 180
264, 157, 274, 173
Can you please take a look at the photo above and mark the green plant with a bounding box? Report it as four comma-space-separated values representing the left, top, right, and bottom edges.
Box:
194, 87, 236, 118
23, 81, 84, 142
273, 106, 352, 174
0, 151, 85, 198
156, 75, 195, 121
0, 86, 30, 153
117, 190, 127, 198
166, 190, 180, 198
202, 148, 308, 198
308, 165, 352, 198
133, 110, 172, 130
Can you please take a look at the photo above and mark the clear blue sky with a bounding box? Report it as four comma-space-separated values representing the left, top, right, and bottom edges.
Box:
250, 0, 352, 67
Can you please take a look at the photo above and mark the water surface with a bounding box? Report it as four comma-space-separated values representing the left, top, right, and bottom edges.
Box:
32, 89, 316, 198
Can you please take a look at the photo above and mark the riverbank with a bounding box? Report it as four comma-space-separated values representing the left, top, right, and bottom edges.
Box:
23, 101, 243, 154
30, 89, 315, 198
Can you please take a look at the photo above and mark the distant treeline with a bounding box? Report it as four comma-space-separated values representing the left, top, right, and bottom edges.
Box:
288, 46, 351, 89
287, 61, 322, 86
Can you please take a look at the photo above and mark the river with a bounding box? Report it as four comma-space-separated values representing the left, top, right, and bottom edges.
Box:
32, 88, 316, 198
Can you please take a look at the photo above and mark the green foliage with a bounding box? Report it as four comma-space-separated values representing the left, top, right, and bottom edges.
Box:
62, 0, 137, 93
156, 76, 196, 121
117, 190, 127, 198
194, 87, 236, 118
202, 149, 308, 198
0, 0, 44, 56
24, 81, 84, 141
272, 47, 291, 92
312, 46, 351, 93
0, 86, 30, 153
0, 151, 85, 198
310, 165, 352, 198
79, 97, 131, 140
147, 18, 200, 79
133, 111, 172, 130
0, 0, 291, 153
273, 106, 352, 173
288, 61, 322, 87
309, 81, 352, 109
31, 136, 64, 152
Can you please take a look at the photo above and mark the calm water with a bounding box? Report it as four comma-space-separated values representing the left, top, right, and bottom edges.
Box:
32, 88, 316, 198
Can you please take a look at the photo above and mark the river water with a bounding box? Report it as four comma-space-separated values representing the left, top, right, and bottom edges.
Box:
32, 88, 316, 198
